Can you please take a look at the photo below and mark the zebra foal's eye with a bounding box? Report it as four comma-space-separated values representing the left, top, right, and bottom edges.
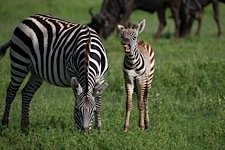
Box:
129, 32, 133, 36
132, 36, 136, 40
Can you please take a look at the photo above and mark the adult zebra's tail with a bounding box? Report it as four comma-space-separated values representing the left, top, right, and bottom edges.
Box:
0, 41, 11, 59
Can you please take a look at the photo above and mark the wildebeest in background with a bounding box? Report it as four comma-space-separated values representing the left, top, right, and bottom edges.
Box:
88, 0, 183, 43
180, 0, 225, 37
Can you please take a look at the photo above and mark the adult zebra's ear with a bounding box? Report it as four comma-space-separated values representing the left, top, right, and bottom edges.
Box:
71, 77, 83, 95
137, 19, 146, 34
94, 82, 108, 97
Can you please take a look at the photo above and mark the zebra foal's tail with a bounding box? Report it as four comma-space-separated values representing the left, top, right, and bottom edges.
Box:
0, 41, 11, 59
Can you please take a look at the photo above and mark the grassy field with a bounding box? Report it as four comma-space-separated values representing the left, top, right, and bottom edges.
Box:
0, 0, 225, 149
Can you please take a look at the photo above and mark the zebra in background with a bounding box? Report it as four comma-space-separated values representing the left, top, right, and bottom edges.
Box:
0, 14, 108, 131
117, 19, 155, 132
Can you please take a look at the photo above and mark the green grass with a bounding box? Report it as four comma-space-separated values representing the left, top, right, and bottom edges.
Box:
0, 0, 225, 149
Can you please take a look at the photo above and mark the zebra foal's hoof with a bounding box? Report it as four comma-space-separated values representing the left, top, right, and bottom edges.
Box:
124, 125, 129, 132
138, 124, 145, 131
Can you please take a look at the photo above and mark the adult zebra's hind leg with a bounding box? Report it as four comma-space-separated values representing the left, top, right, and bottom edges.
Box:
2, 82, 23, 126
21, 71, 43, 127
2, 64, 29, 126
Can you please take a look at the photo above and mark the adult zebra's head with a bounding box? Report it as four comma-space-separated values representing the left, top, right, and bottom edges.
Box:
71, 77, 108, 131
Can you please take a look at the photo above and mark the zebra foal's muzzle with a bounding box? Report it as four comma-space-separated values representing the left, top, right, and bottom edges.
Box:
121, 38, 131, 53
123, 45, 131, 53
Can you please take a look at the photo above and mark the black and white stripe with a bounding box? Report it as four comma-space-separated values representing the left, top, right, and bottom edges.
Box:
0, 14, 108, 131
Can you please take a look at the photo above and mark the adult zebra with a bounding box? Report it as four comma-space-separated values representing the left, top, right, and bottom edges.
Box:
0, 14, 108, 131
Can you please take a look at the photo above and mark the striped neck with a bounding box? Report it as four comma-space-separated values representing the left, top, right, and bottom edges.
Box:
124, 46, 142, 65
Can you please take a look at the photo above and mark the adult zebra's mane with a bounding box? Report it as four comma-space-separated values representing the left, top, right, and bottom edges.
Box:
84, 27, 91, 94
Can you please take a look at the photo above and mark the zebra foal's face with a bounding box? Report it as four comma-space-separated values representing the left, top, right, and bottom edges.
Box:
117, 19, 146, 53
71, 77, 108, 131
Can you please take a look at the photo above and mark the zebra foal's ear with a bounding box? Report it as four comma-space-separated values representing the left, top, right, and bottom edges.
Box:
71, 77, 82, 95
117, 24, 125, 32
94, 82, 108, 97
137, 19, 145, 33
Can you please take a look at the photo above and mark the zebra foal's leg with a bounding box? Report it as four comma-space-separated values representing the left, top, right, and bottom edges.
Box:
124, 82, 134, 132
137, 84, 145, 130
144, 87, 150, 129
21, 72, 43, 127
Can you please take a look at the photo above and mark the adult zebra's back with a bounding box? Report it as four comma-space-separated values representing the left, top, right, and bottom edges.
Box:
0, 14, 108, 131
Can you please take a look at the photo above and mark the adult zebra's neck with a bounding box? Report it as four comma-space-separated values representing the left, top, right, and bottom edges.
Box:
67, 25, 94, 91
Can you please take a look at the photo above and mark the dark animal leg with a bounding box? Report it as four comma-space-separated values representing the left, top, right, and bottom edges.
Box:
154, 9, 166, 43
195, 10, 203, 36
212, 1, 222, 37
170, 2, 181, 39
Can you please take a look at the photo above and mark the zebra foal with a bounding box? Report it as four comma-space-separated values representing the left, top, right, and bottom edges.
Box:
0, 14, 108, 131
118, 19, 155, 132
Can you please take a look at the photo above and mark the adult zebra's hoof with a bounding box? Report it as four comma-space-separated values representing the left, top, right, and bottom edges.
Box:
21, 125, 29, 135
1, 119, 9, 127
21, 121, 29, 128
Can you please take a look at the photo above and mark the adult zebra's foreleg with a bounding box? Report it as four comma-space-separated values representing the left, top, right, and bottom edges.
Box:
21, 72, 43, 127
94, 82, 108, 129
95, 96, 101, 129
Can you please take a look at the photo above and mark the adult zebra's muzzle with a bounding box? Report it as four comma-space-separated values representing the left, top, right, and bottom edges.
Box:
74, 106, 94, 132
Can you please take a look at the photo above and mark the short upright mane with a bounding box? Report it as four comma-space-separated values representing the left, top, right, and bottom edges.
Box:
124, 23, 138, 29
84, 26, 92, 93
